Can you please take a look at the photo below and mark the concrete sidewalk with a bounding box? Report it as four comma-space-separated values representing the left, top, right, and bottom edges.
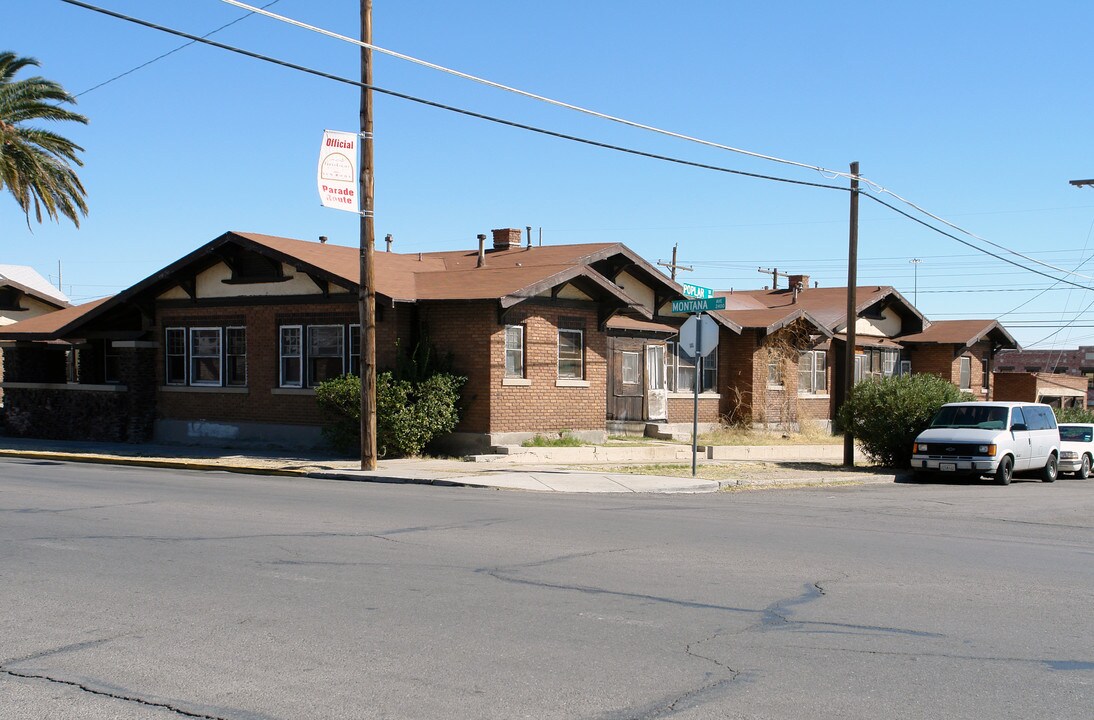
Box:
0, 436, 898, 493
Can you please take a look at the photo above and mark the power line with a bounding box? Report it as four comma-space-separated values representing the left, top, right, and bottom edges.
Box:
60, 1, 1094, 297
73, 0, 283, 98
221, 0, 1094, 285
59, 0, 848, 194
219, 0, 858, 183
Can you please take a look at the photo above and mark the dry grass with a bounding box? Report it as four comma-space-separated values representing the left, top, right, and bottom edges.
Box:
697, 423, 841, 447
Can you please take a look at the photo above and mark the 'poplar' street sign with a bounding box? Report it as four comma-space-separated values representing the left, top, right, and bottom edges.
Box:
680, 282, 714, 299
671, 296, 726, 313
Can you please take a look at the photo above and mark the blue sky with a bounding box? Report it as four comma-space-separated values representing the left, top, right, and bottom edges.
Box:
5, 1, 1094, 349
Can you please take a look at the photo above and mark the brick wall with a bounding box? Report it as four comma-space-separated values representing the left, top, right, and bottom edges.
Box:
907, 342, 992, 398
417, 301, 493, 433
992, 372, 1038, 402
155, 300, 407, 427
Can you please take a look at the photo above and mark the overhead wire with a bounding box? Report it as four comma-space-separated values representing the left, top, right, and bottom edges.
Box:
72, 0, 282, 98
59, 0, 848, 193
60, 0, 1094, 302
219, 0, 1094, 284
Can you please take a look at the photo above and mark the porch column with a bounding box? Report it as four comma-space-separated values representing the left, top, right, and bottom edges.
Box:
114, 341, 158, 443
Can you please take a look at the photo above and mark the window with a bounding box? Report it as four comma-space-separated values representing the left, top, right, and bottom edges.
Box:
308, 325, 344, 385
165, 327, 186, 385
798, 350, 827, 395
190, 328, 222, 386
558, 328, 583, 379
621, 351, 640, 385
349, 324, 361, 377
854, 354, 867, 384
981, 353, 990, 391
505, 325, 524, 378
666, 341, 716, 393
225, 327, 247, 387
900, 360, 912, 377
959, 356, 971, 390
280, 325, 303, 388
767, 357, 783, 387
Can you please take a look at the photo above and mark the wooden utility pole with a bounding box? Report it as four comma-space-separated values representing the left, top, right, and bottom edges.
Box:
842, 161, 860, 467
359, 0, 377, 470
757, 266, 793, 289
657, 243, 692, 281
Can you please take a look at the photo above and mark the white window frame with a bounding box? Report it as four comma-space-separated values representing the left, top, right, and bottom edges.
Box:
225, 326, 247, 387
900, 359, 912, 377
280, 325, 303, 388
189, 327, 222, 387
558, 328, 584, 379
505, 324, 525, 378
959, 356, 972, 390
307, 324, 345, 387
165, 327, 186, 385
798, 350, 827, 396
701, 346, 718, 393
767, 356, 784, 389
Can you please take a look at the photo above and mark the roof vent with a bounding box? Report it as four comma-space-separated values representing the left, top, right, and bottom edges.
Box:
319, 235, 328, 244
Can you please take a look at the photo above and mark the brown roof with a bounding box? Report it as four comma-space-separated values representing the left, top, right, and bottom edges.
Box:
898, 319, 1019, 350
715, 307, 831, 336
0, 296, 112, 340
605, 315, 678, 334
719, 285, 919, 331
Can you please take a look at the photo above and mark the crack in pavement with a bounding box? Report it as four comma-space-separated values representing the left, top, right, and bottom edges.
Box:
1, 668, 234, 719
0, 500, 157, 514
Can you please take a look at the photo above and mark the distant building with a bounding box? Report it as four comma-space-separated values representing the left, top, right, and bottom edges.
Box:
994, 346, 1094, 404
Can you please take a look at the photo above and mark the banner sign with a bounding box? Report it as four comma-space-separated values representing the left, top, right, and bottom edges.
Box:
317, 130, 359, 212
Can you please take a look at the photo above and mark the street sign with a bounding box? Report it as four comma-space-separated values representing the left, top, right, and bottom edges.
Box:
678, 313, 719, 358
671, 296, 726, 313
680, 282, 714, 299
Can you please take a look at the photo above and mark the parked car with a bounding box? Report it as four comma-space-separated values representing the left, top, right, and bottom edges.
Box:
1058, 423, 1094, 478
911, 402, 1060, 485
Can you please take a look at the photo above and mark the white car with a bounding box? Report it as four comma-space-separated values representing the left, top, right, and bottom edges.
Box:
1058, 423, 1094, 478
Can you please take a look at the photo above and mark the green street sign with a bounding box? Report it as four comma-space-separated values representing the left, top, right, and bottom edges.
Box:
671, 296, 726, 313
680, 282, 714, 299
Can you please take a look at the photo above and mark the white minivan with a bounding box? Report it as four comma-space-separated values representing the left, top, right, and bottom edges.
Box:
911, 402, 1060, 485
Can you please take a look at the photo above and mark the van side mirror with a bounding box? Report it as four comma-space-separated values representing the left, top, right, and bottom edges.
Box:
1011, 423, 1028, 432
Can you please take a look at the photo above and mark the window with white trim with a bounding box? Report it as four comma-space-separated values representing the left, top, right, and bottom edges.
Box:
165, 327, 186, 385
505, 325, 524, 378
308, 325, 345, 386
190, 328, 222, 386
558, 328, 583, 379
280, 325, 303, 388
767, 357, 783, 387
959, 356, 971, 390
666, 342, 717, 392
798, 350, 827, 395
225, 327, 247, 387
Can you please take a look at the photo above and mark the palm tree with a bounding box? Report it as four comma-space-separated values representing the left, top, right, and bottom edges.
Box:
0, 52, 88, 228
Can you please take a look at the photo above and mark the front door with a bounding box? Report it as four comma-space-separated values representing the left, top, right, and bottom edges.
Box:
645, 344, 667, 421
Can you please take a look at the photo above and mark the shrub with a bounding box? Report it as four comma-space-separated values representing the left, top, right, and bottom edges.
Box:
835, 374, 971, 467
315, 371, 466, 457
1054, 406, 1094, 424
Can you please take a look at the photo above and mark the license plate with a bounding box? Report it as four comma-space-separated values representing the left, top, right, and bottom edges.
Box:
940, 463, 957, 472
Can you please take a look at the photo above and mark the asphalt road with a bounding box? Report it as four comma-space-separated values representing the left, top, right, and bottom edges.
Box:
1, 458, 1092, 720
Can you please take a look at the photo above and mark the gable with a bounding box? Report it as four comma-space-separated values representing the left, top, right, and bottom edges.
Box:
854, 304, 903, 338
156, 260, 350, 301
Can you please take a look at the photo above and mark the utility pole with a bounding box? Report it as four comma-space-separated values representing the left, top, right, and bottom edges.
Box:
842, 161, 860, 467
657, 243, 692, 281
757, 266, 793, 289
359, 0, 377, 470
909, 258, 921, 306
1069, 179, 1094, 188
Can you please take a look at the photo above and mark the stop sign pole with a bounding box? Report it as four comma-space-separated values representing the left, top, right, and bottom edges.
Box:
675, 305, 721, 477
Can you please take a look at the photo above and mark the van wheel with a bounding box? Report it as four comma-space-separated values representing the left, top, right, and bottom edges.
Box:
1080, 454, 1091, 479
995, 456, 1013, 485
1042, 454, 1058, 483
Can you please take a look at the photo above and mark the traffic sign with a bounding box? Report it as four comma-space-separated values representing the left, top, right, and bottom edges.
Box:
680, 282, 714, 299
671, 296, 726, 313
678, 313, 719, 358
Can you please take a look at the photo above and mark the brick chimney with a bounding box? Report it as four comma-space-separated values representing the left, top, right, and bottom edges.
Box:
492, 228, 522, 251
788, 274, 810, 292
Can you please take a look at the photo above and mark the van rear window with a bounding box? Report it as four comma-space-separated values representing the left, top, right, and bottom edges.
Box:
1060, 426, 1092, 442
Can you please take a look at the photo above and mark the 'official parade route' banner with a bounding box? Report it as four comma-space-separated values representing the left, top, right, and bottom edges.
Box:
317, 130, 358, 213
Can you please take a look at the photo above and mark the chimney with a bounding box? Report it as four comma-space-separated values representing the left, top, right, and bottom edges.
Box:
492, 228, 521, 251
477, 234, 487, 267
788, 274, 809, 292
319, 235, 328, 244
385, 233, 393, 252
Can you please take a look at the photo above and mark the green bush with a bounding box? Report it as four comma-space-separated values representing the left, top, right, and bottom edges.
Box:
1054, 406, 1094, 424
835, 374, 971, 468
315, 371, 466, 457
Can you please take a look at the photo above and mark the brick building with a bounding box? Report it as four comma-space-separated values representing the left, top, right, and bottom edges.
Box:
0, 265, 71, 403
993, 346, 1094, 405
